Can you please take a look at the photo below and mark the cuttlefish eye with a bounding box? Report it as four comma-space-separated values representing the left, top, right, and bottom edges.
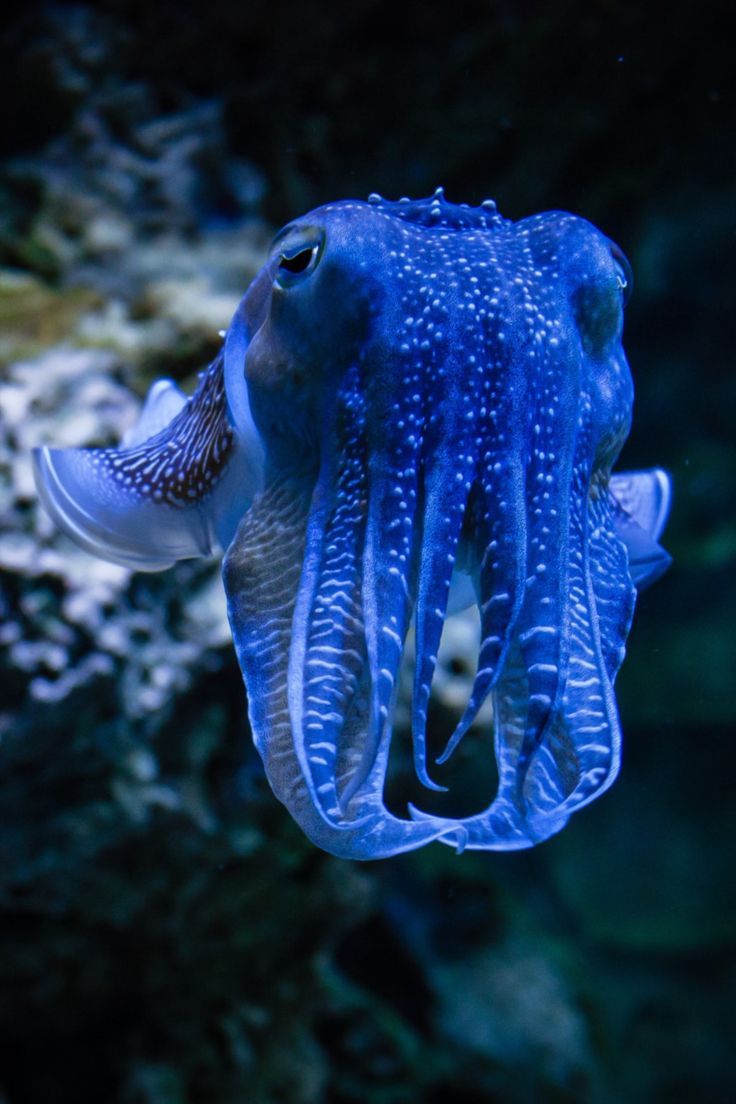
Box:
275, 233, 323, 288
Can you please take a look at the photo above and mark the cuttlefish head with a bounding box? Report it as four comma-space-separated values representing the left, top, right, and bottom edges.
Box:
225, 208, 386, 470
35, 194, 672, 859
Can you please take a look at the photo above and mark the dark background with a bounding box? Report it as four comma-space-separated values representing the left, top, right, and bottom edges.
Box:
0, 2, 734, 1102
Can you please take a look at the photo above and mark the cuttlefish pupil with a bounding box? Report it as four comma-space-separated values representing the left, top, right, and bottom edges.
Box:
33, 189, 671, 860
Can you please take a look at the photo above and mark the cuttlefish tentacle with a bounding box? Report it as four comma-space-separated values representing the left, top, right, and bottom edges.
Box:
290, 365, 372, 818
347, 358, 424, 807
521, 254, 639, 832
416, 462, 635, 852
288, 458, 349, 817
511, 334, 578, 810
421, 226, 641, 850
410, 376, 477, 791
222, 356, 452, 857
224, 469, 454, 860
437, 322, 530, 766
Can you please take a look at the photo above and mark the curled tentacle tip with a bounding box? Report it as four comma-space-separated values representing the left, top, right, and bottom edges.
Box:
435, 744, 455, 768
435, 719, 471, 766
406, 802, 446, 823
416, 765, 448, 793
407, 805, 466, 853
411, 721, 448, 790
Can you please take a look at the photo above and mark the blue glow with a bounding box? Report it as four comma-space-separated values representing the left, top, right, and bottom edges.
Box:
34, 191, 672, 859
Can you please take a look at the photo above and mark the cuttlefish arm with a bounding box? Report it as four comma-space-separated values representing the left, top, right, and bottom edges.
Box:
33, 345, 264, 572
447, 467, 672, 615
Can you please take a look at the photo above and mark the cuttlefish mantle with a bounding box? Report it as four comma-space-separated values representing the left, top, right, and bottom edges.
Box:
34, 190, 672, 859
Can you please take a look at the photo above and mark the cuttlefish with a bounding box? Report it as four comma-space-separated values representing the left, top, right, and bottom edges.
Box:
34, 190, 671, 859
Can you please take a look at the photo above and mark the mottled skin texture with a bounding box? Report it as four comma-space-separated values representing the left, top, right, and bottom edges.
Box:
34, 191, 671, 859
